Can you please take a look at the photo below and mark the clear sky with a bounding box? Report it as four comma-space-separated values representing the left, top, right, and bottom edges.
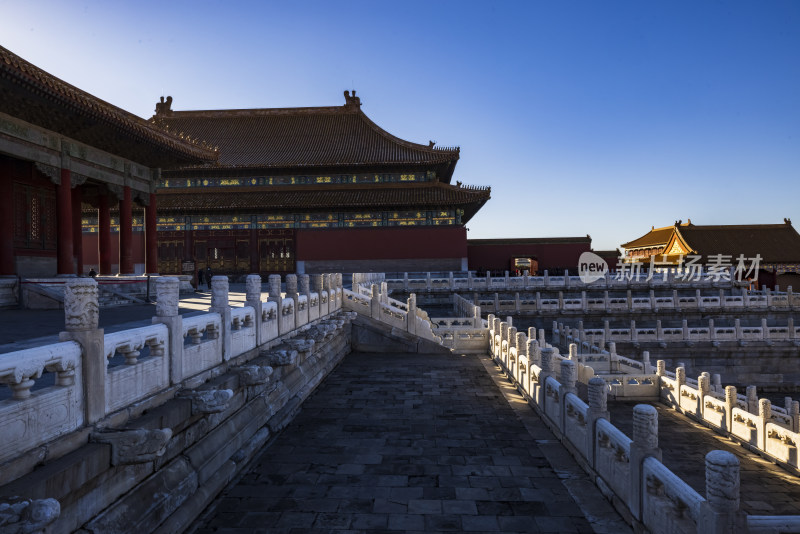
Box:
2, 0, 798, 251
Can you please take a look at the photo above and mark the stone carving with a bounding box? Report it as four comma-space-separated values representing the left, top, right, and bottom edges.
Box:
264, 350, 298, 367
540, 347, 553, 373
632, 404, 658, 449
285, 338, 314, 354
705, 450, 740, 511
235, 365, 273, 386
268, 275, 282, 300
299, 275, 310, 294
103, 325, 167, 364
64, 279, 99, 331
211, 276, 229, 309
245, 275, 262, 302
311, 274, 323, 293
181, 389, 234, 414
0, 342, 80, 400
155, 277, 180, 317
560, 360, 576, 389
285, 274, 298, 294
0, 497, 60, 534
588, 377, 607, 413
91, 428, 172, 465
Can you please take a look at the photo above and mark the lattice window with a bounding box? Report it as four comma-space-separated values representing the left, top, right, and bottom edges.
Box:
13, 182, 56, 250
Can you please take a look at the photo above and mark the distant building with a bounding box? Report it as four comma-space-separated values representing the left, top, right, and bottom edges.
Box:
621, 219, 800, 284
144, 91, 490, 275
466, 237, 593, 275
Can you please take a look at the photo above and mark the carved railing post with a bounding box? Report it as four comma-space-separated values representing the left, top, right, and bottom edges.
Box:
285, 274, 299, 326
587, 376, 609, 469
516, 331, 528, 387
758, 398, 771, 450
608, 342, 618, 373
151, 277, 184, 384
698, 374, 710, 418
370, 283, 381, 319
58, 278, 105, 424
311, 274, 323, 317
568, 343, 578, 361
675, 366, 686, 394
540, 346, 553, 384
527, 339, 540, 368
321, 274, 331, 316
746, 385, 758, 414
245, 274, 263, 346
631, 404, 661, 520
473, 305, 482, 328
210, 275, 232, 360
560, 359, 576, 402
701, 451, 746, 533
724, 385, 737, 432
407, 293, 417, 335
507, 326, 517, 371
642, 350, 651, 375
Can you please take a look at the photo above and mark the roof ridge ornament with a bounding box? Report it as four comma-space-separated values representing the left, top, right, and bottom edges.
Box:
155, 96, 173, 117
343, 90, 361, 109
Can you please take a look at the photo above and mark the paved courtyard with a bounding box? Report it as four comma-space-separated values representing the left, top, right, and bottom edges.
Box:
192, 352, 630, 533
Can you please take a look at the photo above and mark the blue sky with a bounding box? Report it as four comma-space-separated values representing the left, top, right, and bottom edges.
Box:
2, 1, 798, 251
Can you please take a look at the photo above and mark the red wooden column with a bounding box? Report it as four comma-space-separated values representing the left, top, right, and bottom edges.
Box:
71, 186, 83, 275
184, 220, 193, 274
0, 159, 14, 275
145, 193, 158, 274
98, 192, 112, 274
119, 186, 133, 275
56, 168, 74, 275
249, 226, 259, 274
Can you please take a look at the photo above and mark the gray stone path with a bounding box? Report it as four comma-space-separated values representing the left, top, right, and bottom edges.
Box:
192, 352, 630, 533
608, 401, 800, 515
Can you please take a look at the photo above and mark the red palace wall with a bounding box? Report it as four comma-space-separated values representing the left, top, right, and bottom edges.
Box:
467, 241, 592, 272
296, 226, 468, 273
296, 226, 467, 260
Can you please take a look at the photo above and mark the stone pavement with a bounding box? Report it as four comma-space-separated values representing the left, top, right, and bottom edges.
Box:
191, 352, 630, 533
608, 401, 800, 515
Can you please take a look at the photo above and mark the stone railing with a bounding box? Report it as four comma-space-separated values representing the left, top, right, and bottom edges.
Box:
351, 272, 385, 287
0, 272, 352, 533
342, 284, 443, 345
471, 287, 798, 315
386, 268, 741, 292
555, 318, 800, 347
0, 273, 345, 464
487, 314, 800, 533
553, 321, 800, 443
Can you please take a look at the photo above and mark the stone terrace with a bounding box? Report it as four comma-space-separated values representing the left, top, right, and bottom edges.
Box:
192, 351, 630, 533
